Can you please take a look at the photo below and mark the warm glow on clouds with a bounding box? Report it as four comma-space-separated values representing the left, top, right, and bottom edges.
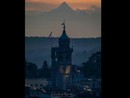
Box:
26, 0, 100, 4
26, 0, 101, 11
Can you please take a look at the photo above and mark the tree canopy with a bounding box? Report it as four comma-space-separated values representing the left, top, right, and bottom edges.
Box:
82, 51, 101, 78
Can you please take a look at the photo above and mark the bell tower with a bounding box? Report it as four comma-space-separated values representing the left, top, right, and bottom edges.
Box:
59, 21, 70, 48
51, 22, 73, 90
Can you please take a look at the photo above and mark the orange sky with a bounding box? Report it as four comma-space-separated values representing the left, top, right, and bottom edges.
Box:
26, 0, 101, 11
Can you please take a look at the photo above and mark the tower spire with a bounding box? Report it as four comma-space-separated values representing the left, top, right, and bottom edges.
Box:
60, 20, 69, 40
62, 20, 65, 30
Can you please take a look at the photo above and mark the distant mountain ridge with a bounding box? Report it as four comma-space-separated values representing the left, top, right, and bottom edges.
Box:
26, 2, 101, 37
51, 2, 75, 12
25, 37, 101, 68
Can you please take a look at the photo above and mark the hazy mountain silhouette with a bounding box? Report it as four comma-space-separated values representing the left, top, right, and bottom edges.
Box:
25, 37, 101, 68
36, 2, 78, 21
26, 2, 101, 37
51, 2, 75, 13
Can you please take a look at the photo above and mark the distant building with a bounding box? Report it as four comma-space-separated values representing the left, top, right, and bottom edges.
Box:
25, 78, 48, 90
73, 73, 101, 96
51, 22, 73, 90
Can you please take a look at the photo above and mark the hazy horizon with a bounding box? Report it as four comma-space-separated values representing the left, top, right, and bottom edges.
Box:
25, 35, 101, 39
25, 37, 101, 67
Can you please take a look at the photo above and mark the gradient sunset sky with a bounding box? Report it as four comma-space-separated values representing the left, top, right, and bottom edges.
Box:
26, 0, 101, 38
26, 0, 101, 11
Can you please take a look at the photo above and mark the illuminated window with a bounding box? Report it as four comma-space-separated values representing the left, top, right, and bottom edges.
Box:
65, 66, 71, 74
55, 58, 57, 61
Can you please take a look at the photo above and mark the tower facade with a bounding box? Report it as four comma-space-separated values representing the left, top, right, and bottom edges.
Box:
51, 22, 73, 90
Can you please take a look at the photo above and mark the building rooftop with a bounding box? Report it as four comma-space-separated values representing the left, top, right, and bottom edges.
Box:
59, 30, 69, 40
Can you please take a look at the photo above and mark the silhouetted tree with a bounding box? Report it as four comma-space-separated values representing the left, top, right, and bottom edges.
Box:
25, 60, 38, 78
38, 60, 51, 78
25, 60, 51, 79
42, 60, 48, 69
82, 51, 101, 78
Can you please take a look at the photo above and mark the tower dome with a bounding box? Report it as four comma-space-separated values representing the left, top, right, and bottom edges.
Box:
59, 30, 69, 40
59, 21, 70, 48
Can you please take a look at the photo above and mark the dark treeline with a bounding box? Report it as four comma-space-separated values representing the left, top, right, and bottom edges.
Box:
81, 51, 101, 78
25, 51, 101, 79
25, 60, 51, 79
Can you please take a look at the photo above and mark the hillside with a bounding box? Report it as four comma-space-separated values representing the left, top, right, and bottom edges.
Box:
25, 37, 101, 68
